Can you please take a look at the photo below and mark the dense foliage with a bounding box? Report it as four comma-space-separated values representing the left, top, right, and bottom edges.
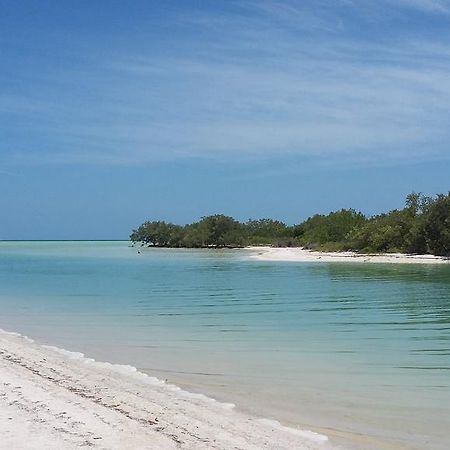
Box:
130, 192, 450, 256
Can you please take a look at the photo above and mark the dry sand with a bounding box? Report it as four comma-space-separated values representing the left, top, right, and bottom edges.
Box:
246, 247, 450, 264
0, 329, 336, 450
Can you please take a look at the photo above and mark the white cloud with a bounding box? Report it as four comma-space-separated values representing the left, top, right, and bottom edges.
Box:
2, 1, 450, 167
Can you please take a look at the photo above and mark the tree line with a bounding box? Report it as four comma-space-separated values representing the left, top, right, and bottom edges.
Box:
130, 192, 450, 256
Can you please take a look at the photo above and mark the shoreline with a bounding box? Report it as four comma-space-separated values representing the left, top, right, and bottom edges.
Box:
245, 247, 450, 264
0, 328, 336, 450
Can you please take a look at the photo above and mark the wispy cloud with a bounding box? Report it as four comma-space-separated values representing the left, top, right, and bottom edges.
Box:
394, 0, 450, 13
1, 1, 450, 167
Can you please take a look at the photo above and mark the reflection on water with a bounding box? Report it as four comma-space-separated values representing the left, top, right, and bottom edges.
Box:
0, 242, 449, 450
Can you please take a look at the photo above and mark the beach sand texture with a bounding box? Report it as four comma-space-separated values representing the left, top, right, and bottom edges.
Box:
247, 247, 450, 264
0, 330, 333, 450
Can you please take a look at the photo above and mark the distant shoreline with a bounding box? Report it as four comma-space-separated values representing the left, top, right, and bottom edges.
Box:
2, 240, 449, 264
245, 246, 450, 264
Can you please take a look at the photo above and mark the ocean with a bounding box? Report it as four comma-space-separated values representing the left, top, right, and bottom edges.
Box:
0, 241, 449, 449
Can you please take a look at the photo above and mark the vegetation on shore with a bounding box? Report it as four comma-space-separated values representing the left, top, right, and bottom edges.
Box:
130, 192, 450, 256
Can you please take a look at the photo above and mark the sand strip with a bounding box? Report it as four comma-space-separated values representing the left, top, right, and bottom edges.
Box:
246, 247, 450, 264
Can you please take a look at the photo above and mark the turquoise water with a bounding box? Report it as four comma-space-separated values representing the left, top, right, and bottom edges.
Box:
0, 241, 449, 449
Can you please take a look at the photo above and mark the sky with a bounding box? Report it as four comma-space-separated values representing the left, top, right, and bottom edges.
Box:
1, 0, 450, 239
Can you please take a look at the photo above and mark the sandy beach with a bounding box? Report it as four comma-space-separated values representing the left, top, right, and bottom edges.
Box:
246, 247, 450, 264
0, 329, 334, 450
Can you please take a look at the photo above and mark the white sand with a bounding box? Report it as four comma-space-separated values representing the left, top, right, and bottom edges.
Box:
0, 329, 337, 450
246, 247, 450, 264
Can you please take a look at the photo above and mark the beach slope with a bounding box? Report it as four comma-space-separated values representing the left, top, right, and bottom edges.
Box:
0, 330, 331, 450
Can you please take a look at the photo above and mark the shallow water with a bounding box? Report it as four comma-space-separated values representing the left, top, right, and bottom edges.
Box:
0, 241, 449, 449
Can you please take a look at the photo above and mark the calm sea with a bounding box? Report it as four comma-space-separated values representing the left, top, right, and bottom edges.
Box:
0, 241, 449, 449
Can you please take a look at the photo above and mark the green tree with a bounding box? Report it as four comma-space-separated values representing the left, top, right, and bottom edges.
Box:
349, 210, 413, 253
294, 209, 366, 249
245, 219, 291, 245
184, 215, 244, 247
130, 221, 184, 247
424, 193, 450, 256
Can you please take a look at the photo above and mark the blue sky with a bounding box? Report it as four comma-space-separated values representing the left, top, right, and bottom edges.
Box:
1, 0, 450, 239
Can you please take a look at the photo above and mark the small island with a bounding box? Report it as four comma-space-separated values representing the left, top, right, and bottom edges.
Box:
131, 192, 450, 257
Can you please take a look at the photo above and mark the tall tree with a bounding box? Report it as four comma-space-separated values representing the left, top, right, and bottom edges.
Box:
424, 193, 450, 256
